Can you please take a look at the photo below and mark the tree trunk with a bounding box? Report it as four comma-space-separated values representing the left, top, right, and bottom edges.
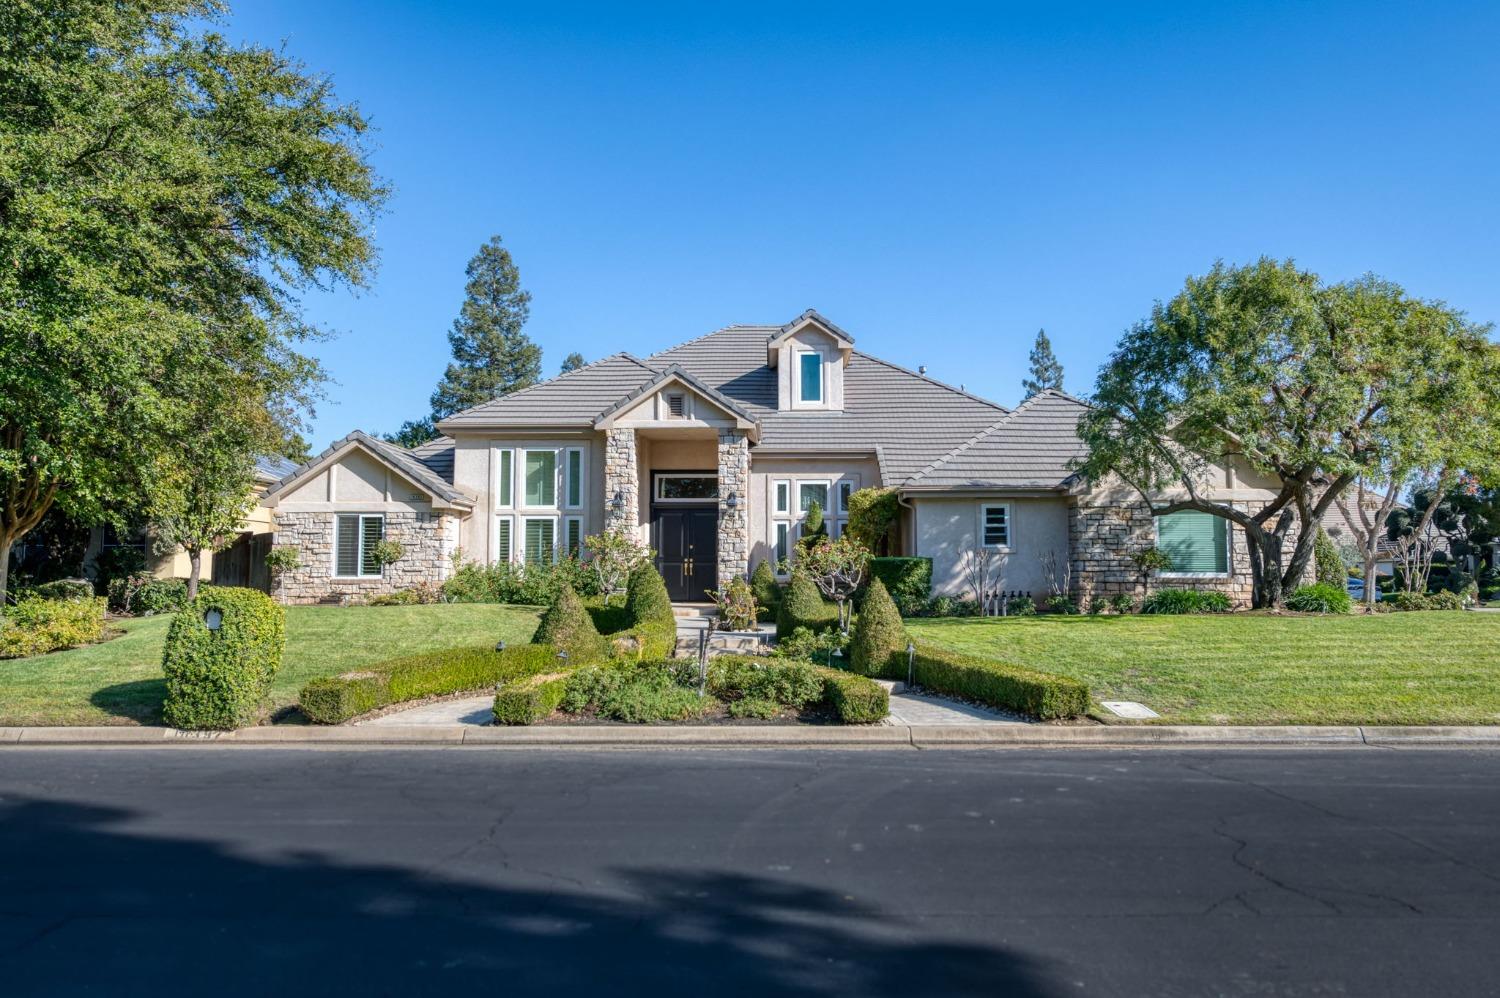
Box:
0, 534, 11, 605
187, 548, 202, 600
1362, 551, 1378, 607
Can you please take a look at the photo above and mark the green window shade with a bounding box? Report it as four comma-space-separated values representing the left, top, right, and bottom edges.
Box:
497, 519, 512, 563
525, 450, 556, 506
1156, 511, 1228, 574
335, 515, 361, 576
498, 450, 513, 507
775, 523, 788, 563
360, 515, 384, 576
799, 352, 822, 402
525, 519, 555, 565
775, 482, 788, 513
567, 450, 582, 507
566, 518, 582, 556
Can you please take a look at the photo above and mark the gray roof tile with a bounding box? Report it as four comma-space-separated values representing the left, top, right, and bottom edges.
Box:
904, 391, 1091, 491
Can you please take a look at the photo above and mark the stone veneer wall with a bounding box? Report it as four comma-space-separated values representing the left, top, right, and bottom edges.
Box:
716, 429, 751, 587
604, 428, 638, 534
271, 510, 458, 604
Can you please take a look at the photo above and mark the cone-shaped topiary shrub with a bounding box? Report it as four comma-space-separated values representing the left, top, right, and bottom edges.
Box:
776, 568, 837, 639
625, 562, 674, 627
532, 583, 608, 661
751, 559, 781, 614
849, 576, 906, 677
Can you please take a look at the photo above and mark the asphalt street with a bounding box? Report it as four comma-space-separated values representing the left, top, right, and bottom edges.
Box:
1, 747, 1496, 996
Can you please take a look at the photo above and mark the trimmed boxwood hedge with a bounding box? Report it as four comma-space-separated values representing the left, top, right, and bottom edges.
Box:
904, 641, 1089, 720
776, 570, 838, 639
816, 667, 889, 723
849, 577, 906, 676
867, 557, 932, 616
162, 587, 285, 730
493, 671, 573, 725
299, 643, 571, 724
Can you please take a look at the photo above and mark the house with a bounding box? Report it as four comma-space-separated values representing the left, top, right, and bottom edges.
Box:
260, 310, 1290, 606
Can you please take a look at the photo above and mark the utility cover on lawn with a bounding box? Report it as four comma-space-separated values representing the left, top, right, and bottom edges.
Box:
1101, 701, 1160, 719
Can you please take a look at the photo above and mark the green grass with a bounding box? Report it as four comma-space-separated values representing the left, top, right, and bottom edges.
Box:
906, 612, 1500, 726
0, 604, 541, 726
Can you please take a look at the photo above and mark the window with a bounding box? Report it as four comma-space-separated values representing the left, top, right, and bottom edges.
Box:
335, 514, 384, 577
797, 351, 823, 403
1156, 511, 1229, 575
666, 393, 686, 417
774, 480, 790, 514
496, 517, 513, 564
655, 475, 718, 501
798, 482, 829, 515
496, 449, 513, 508
524, 518, 555, 565
565, 516, 583, 557
980, 504, 1009, 548
838, 481, 853, 513
524, 450, 556, 507
774, 522, 789, 565
565, 448, 583, 508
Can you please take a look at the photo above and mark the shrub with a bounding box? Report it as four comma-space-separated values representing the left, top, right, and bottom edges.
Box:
532, 584, 608, 661
867, 557, 932, 616
624, 562, 674, 629
369, 581, 444, 606
849, 577, 906, 676
707, 655, 823, 707
561, 663, 628, 713
584, 599, 633, 636
105, 571, 151, 614
1387, 590, 1465, 612
568, 661, 712, 722
264, 546, 301, 577
31, 579, 94, 602
1314, 528, 1345, 586
300, 673, 390, 724
161, 588, 285, 730
369, 539, 405, 568
751, 560, 781, 614
1109, 593, 1136, 614
1284, 582, 1352, 614
0, 596, 107, 658
1005, 595, 1036, 616
1140, 588, 1232, 615
609, 617, 677, 661
1043, 594, 1079, 615
846, 487, 900, 555
727, 696, 781, 719
773, 625, 849, 664
776, 569, 838, 639
492, 671, 572, 725
133, 578, 190, 615
907, 641, 1089, 720
441, 557, 602, 604
708, 577, 758, 631
817, 667, 889, 723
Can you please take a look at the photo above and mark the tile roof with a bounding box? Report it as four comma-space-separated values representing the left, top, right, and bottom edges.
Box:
903, 391, 1091, 491
409, 435, 455, 481
436, 353, 661, 429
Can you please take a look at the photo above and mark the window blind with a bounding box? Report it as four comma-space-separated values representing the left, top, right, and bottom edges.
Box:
360, 515, 384, 576
497, 518, 512, 563
525, 519, 554, 565
982, 505, 1009, 547
335, 515, 361, 576
566, 518, 582, 557
525, 451, 556, 507
1156, 511, 1228, 574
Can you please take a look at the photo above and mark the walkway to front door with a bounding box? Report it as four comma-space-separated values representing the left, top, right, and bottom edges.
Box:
654, 506, 717, 602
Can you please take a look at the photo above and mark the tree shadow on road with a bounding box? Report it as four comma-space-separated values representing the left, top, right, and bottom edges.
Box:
0, 796, 1054, 996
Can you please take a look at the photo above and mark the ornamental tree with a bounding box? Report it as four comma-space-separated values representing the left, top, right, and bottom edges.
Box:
1077, 258, 1495, 608
583, 528, 653, 605
0, 0, 385, 601
799, 535, 870, 632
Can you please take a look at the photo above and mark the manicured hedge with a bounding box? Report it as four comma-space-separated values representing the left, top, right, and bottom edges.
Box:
532, 584, 608, 660
585, 600, 633, 636
849, 577, 906, 675
751, 560, 781, 614
904, 641, 1089, 720
816, 667, 889, 723
31, 579, 94, 602
299, 643, 571, 723
162, 588, 285, 730
776, 570, 838, 639
867, 557, 932, 616
493, 671, 572, 725
0, 596, 107, 658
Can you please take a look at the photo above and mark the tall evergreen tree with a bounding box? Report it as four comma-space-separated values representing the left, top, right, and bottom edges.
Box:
560, 352, 586, 373
429, 236, 541, 420
1022, 329, 1065, 398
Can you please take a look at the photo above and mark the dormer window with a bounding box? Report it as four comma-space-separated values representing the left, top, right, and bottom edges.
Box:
797, 351, 823, 404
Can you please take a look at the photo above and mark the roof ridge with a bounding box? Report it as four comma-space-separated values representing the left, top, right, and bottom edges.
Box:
850, 350, 1009, 412
647, 323, 778, 360
438, 352, 649, 422
905, 409, 1022, 485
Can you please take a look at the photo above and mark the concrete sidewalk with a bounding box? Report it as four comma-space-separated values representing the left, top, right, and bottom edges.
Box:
4, 723, 1499, 748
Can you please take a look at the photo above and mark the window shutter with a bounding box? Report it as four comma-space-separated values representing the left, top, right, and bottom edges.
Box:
335, 515, 360, 576
566, 518, 582, 557
497, 519, 512, 563
525, 519, 554, 565
1156, 512, 1227, 573
567, 450, 582, 507
360, 515, 384, 576
498, 450, 512, 507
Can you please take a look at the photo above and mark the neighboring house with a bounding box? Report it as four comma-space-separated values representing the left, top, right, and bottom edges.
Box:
81, 455, 298, 590
260, 310, 1292, 607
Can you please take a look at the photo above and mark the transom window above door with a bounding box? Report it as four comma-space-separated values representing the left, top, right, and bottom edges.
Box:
655, 475, 718, 502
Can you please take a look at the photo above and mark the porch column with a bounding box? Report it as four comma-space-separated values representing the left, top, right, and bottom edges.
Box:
604, 427, 639, 535
717, 429, 751, 588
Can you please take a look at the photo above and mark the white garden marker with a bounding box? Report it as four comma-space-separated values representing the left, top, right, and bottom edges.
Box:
1101, 701, 1159, 719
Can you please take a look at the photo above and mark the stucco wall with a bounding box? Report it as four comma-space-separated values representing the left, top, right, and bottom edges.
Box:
747, 455, 881, 572
450, 432, 603, 564
913, 496, 1072, 599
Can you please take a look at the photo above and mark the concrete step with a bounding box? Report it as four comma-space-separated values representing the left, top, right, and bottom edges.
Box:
672, 603, 717, 619
674, 629, 773, 658
872, 678, 909, 696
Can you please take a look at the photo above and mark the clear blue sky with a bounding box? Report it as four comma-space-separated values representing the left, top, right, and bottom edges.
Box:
221, 1, 1500, 449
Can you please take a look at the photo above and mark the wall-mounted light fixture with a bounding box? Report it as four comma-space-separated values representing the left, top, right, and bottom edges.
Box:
725, 491, 739, 510
610, 491, 625, 511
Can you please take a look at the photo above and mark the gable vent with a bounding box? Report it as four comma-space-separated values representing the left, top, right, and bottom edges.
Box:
666, 393, 686, 418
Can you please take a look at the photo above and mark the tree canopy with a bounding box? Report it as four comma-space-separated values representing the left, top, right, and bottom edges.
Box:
1077, 258, 1497, 607
560, 352, 586, 374
0, 0, 386, 599
1022, 329, 1064, 398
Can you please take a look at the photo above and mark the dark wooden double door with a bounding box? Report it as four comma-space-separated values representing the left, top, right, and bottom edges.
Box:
653, 506, 717, 602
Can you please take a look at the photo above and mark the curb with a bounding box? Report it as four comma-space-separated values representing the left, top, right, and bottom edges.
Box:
4, 724, 1499, 748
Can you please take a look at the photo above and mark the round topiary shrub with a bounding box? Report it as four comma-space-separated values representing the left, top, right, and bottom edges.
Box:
849, 577, 906, 677
624, 562, 673, 627
532, 583, 608, 661
161, 587, 285, 730
1284, 582, 1352, 614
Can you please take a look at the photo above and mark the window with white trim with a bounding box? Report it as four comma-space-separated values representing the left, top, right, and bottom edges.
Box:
565, 516, 583, 558
980, 504, 1010, 548
798, 481, 830, 515
495, 516, 514, 564
523, 449, 557, 507
796, 351, 823, 404
523, 517, 556, 566
838, 481, 853, 514
496, 449, 514, 508
774, 522, 789, 565
334, 513, 384, 577
565, 448, 583, 509
773, 480, 790, 514
1155, 511, 1229, 576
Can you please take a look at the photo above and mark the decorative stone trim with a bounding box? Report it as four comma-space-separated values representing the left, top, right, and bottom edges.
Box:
717, 429, 751, 588
604, 428, 638, 535
271, 510, 458, 605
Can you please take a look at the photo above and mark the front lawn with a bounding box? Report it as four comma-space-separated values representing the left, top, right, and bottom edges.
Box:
0, 604, 541, 726
906, 612, 1500, 725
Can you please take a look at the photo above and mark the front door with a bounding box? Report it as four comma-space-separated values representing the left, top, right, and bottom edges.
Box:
654, 506, 718, 602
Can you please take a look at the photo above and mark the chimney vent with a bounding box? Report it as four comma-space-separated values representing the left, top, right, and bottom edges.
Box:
918, 365, 927, 375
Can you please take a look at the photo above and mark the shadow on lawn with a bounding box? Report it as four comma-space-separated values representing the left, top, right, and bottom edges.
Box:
90, 678, 165, 724
0, 795, 1053, 996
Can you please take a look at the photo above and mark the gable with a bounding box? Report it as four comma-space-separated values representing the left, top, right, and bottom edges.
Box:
603, 380, 745, 428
